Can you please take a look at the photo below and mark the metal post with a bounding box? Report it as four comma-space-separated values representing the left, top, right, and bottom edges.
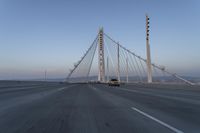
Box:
98, 28, 105, 82
107, 57, 109, 82
146, 14, 152, 83
117, 42, 120, 82
45, 70, 47, 82
126, 58, 129, 83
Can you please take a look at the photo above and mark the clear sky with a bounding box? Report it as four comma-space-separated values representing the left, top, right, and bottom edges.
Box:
0, 0, 199, 80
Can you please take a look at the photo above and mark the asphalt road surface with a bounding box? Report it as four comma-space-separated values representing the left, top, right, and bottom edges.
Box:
0, 81, 200, 133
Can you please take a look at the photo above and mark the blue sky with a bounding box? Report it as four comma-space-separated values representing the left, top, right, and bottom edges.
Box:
0, 0, 199, 79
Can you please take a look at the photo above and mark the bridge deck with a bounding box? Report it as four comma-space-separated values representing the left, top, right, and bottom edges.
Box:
0, 81, 200, 133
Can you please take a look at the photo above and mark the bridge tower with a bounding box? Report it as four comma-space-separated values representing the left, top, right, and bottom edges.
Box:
146, 14, 152, 83
98, 28, 105, 82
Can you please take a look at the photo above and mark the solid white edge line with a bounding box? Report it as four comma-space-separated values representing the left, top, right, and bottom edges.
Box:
131, 107, 184, 133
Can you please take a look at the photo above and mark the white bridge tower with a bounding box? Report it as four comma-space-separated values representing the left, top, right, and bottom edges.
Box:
98, 28, 105, 82
146, 14, 153, 83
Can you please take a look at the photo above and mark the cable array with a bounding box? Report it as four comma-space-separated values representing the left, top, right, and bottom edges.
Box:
67, 31, 195, 85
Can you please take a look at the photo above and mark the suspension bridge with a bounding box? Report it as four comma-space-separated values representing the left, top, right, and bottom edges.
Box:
67, 15, 195, 85
0, 15, 200, 133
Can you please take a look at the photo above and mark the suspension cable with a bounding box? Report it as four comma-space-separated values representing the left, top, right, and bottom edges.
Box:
67, 34, 99, 80
87, 38, 98, 81
104, 32, 195, 85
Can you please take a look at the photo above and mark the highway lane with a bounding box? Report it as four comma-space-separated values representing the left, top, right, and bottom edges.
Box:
95, 84, 200, 132
125, 84, 200, 101
0, 81, 45, 89
0, 83, 199, 133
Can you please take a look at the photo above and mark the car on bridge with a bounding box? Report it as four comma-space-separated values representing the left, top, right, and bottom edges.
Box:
108, 78, 120, 86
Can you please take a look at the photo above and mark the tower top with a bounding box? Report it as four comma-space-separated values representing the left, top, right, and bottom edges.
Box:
99, 27, 104, 32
